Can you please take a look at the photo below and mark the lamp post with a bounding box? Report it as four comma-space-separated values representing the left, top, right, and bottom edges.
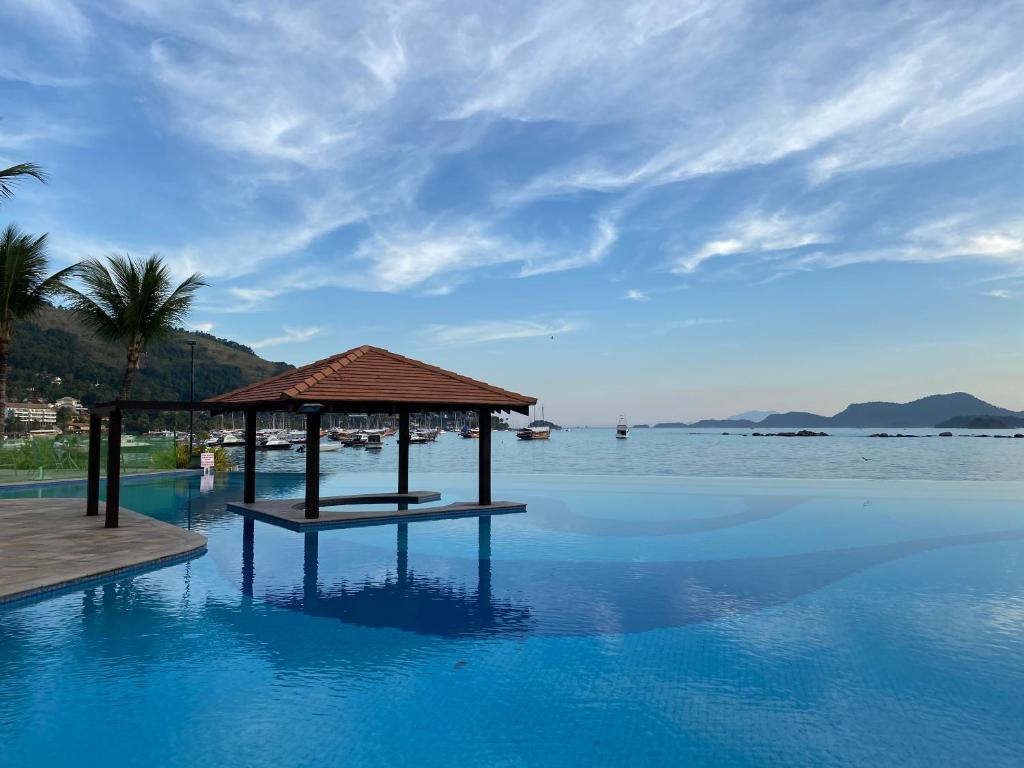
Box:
187, 340, 197, 458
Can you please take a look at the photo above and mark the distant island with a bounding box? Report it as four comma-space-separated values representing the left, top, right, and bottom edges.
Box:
528, 419, 562, 430
653, 393, 1024, 429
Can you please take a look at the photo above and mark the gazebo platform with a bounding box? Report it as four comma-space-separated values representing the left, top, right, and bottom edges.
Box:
0, 499, 206, 605
228, 495, 526, 531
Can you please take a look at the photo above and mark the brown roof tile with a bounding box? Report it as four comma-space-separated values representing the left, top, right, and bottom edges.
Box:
205, 345, 536, 412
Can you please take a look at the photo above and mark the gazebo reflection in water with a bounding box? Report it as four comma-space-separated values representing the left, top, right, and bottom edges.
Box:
242, 517, 534, 638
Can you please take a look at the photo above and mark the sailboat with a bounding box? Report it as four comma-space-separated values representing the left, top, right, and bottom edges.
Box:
517, 405, 551, 440
616, 415, 629, 439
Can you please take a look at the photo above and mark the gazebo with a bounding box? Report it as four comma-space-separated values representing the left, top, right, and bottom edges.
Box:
87, 345, 536, 529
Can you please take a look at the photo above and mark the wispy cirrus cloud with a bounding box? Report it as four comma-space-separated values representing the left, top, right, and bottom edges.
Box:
419, 318, 582, 346
672, 208, 837, 274
3, 0, 1023, 307
248, 326, 322, 350
981, 289, 1013, 299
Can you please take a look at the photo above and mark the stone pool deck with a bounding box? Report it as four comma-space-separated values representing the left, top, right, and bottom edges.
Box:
228, 492, 526, 531
0, 499, 206, 605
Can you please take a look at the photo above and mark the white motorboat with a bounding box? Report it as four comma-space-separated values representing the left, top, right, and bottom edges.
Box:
616, 416, 629, 439
257, 434, 291, 451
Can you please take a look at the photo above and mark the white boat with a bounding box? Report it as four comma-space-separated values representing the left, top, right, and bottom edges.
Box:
220, 432, 245, 446
286, 429, 306, 444
365, 433, 383, 450
257, 434, 291, 451
616, 416, 629, 439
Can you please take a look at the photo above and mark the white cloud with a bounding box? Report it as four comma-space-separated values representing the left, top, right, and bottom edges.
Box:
8, 0, 1024, 298
625, 289, 647, 301
420, 319, 582, 346
0, 0, 92, 44
248, 326, 322, 349
793, 215, 1024, 270
518, 214, 619, 278
981, 289, 1013, 299
673, 209, 836, 273
190, 321, 215, 332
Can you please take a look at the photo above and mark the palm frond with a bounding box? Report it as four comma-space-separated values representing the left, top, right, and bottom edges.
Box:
0, 225, 65, 322
65, 252, 206, 349
0, 163, 47, 199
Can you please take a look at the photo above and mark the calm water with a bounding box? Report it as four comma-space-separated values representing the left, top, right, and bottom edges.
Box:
242, 427, 1024, 481
2, 439, 1024, 766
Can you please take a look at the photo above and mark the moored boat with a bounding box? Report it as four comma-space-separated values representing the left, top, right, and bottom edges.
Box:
256, 434, 291, 450
616, 416, 629, 439
516, 426, 550, 440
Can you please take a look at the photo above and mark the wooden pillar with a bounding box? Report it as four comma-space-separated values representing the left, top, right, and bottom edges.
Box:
86, 413, 102, 516
104, 409, 122, 528
243, 409, 257, 504
304, 411, 320, 518
478, 407, 491, 505
398, 409, 410, 494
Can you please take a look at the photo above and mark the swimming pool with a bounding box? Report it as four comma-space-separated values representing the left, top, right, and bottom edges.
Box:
2, 471, 1023, 766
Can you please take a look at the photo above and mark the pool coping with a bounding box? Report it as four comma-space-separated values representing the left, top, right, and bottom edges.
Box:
0, 499, 207, 607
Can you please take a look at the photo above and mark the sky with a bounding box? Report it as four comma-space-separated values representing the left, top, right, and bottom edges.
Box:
1, 0, 1023, 425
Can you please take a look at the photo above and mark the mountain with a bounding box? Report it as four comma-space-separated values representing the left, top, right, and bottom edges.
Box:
935, 415, 1024, 429
759, 411, 834, 428
8, 306, 292, 428
827, 393, 1019, 428
728, 410, 778, 422
657, 393, 1023, 429
687, 419, 757, 428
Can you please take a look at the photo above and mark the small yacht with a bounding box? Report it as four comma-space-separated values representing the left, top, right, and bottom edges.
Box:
286, 429, 306, 444
220, 431, 245, 446
460, 425, 480, 439
257, 434, 291, 451
616, 416, 629, 439
408, 430, 431, 444
365, 433, 383, 450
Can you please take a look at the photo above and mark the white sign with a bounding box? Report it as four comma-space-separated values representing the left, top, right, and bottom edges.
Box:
200, 452, 215, 471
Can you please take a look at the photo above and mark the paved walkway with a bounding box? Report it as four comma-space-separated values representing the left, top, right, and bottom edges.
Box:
0, 499, 206, 604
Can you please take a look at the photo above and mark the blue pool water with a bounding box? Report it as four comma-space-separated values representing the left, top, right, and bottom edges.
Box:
2, 468, 1024, 766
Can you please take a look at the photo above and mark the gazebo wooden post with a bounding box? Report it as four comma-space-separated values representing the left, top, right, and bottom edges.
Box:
478, 407, 492, 505
86, 413, 102, 516
243, 409, 257, 504
304, 411, 321, 518
398, 409, 410, 494
104, 408, 122, 528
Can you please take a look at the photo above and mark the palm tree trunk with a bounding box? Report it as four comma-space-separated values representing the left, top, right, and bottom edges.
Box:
0, 332, 9, 441
121, 345, 140, 400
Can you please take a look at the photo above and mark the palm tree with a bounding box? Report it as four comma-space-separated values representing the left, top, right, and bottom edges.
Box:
0, 163, 46, 200
0, 225, 77, 439
64, 254, 206, 399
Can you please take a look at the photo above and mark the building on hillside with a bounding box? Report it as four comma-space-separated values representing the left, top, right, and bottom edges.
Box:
53, 396, 87, 415
6, 402, 58, 425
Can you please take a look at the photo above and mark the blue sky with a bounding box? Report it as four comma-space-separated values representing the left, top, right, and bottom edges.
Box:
1, 0, 1023, 424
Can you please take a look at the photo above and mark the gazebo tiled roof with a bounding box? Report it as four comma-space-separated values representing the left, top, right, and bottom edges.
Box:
205, 345, 536, 413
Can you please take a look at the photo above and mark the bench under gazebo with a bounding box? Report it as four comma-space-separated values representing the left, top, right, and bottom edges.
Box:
87, 345, 537, 530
